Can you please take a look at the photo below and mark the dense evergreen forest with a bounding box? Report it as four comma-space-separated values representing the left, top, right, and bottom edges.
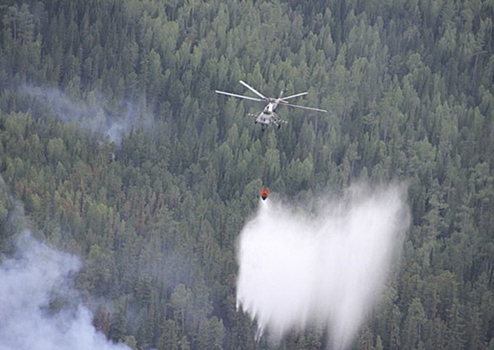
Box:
0, 0, 493, 349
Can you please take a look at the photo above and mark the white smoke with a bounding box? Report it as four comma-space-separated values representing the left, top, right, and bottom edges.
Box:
236, 184, 410, 349
0, 232, 130, 350
22, 85, 152, 144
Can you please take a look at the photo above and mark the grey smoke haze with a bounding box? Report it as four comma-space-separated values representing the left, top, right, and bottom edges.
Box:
23, 85, 152, 144
236, 184, 410, 349
0, 232, 130, 350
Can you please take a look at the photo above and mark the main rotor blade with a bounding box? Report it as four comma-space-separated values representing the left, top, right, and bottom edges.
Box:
239, 80, 268, 100
280, 91, 309, 100
215, 90, 264, 102
282, 102, 327, 113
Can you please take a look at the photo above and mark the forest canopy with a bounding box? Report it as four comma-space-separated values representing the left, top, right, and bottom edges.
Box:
0, 0, 493, 349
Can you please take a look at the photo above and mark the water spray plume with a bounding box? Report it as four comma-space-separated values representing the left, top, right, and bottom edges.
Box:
236, 184, 410, 349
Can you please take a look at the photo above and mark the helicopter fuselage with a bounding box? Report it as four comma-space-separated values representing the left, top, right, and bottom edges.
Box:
255, 102, 282, 129
262, 100, 279, 115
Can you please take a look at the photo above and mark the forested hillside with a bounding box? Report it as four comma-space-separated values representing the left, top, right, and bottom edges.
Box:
0, 0, 493, 349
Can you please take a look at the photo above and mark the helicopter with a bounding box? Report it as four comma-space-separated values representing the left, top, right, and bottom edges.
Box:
215, 80, 327, 130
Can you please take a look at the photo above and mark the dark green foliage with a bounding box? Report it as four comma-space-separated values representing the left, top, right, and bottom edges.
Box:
0, 0, 493, 349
